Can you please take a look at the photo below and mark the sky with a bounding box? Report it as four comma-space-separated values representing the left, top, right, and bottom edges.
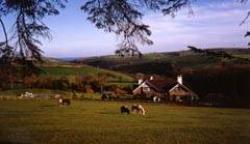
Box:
1, 0, 250, 58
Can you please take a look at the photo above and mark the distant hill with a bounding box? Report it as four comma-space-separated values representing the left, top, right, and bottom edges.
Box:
42, 57, 67, 64
72, 48, 250, 76
37, 59, 134, 83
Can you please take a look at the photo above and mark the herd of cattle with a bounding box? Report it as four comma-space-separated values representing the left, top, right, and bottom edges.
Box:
18, 92, 146, 115
18, 92, 71, 105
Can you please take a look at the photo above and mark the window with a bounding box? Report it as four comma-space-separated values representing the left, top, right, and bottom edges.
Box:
143, 87, 150, 92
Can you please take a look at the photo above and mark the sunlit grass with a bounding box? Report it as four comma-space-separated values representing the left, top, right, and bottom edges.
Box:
0, 100, 249, 144
40, 65, 134, 82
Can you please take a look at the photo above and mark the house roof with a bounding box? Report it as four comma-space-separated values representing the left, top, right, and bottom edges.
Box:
146, 80, 177, 92
133, 79, 177, 93
169, 83, 198, 96
144, 80, 163, 92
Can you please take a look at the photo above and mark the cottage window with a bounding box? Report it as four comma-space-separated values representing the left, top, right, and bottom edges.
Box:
143, 87, 150, 92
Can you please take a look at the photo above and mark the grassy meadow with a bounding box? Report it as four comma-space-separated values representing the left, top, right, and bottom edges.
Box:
39, 64, 134, 82
0, 100, 249, 144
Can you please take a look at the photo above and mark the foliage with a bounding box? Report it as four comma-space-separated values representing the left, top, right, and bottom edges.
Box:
83, 49, 250, 107
0, 0, 67, 86
0, 0, 192, 61
0, 0, 249, 85
0, 61, 135, 98
188, 46, 250, 62
81, 0, 191, 56
0, 0, 66, 60
183, 64, 250, 107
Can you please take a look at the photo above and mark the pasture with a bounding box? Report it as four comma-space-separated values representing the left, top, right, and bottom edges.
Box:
0, 100, 249, 144
40, 64, 134, 82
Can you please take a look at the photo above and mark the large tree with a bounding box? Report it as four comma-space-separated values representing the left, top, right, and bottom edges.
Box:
0, 0, 66, 61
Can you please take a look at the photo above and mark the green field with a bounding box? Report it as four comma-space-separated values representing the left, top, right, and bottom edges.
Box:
0, 100, 249, 144
40, 65, 134, 82
233, 54, 250, 59
83, 48, 250, 75
0, 89, 103, 101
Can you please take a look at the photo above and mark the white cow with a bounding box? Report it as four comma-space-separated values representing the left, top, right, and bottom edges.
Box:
19, 92, 35, 99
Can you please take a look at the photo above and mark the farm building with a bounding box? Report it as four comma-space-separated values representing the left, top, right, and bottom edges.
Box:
133, 76, 174, 99
169, 76, 199, 104
133, 75, 198, 103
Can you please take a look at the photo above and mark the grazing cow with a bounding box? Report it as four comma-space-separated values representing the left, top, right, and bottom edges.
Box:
131, 104, 146, 115
54, 94, 62, 99
120, 105, 130, 114
131, 104, 140, 112
58, 98, 71, 106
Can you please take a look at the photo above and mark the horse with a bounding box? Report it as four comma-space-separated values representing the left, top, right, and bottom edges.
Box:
58, 98, 71, 106
131, 104, 145, 115
120, 105, 130, 114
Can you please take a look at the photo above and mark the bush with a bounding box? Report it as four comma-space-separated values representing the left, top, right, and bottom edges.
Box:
183, 64, 250, 107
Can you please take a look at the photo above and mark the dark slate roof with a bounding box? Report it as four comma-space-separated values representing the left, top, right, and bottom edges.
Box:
169, 83, 198, 96
145, 79, 177, 93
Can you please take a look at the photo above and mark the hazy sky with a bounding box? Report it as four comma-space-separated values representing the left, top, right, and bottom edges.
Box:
1, 0, 250, 58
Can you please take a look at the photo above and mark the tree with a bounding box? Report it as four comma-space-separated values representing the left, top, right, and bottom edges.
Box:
240, 0, 250, 45
0, 0, 66, 61
0, 0, 66, 84
82, 0, 192, 56
188, 46, 249, 62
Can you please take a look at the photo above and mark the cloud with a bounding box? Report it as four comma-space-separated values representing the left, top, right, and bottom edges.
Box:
0, 1, 249, 57
141, 1, 249, 53
36, 1, 250, 57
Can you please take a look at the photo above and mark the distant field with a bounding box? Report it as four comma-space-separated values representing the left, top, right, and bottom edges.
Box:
81, 49, 250, 75
233, 54, 250, 59
39, 64, 134, 82
0, 100, 249, 144
81, 53, 219, 74
0, 89, 72, 98
0, 89, 102, 100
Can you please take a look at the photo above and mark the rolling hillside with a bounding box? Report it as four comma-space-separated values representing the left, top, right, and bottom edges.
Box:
0, 60, 135, 98
73, 48, 250, 76
38, 62, 135, 82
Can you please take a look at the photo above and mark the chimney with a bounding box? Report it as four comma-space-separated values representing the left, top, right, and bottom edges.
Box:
150, 76, 154, 80
177, 75, 183, 84
138, 79, 143, 85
